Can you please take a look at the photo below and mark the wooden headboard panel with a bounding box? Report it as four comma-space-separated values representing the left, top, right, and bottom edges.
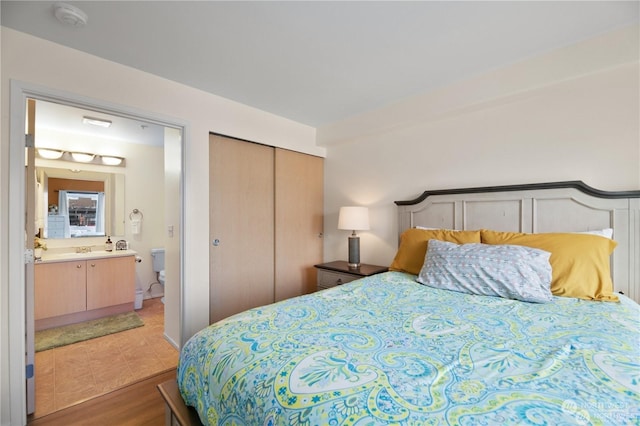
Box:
395, 181, 640, 303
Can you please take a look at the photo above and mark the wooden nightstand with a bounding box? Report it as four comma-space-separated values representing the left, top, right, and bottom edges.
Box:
314, 261, 388, 291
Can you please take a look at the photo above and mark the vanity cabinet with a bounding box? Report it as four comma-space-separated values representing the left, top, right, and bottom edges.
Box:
35, 255, 135, 330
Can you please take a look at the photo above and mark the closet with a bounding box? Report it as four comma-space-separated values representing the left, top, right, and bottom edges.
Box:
209, 134, 323, 323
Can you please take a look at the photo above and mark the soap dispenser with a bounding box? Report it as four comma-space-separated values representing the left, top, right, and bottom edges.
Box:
105, 236, 113, 252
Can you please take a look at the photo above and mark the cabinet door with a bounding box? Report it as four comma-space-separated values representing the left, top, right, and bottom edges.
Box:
209, 135, 275, 323
275, 149, 324, 301
35, 262, 86, 320
86, 256, 135, 310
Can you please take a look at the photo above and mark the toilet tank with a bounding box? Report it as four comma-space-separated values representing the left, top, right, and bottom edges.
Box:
150, 248, 165, 272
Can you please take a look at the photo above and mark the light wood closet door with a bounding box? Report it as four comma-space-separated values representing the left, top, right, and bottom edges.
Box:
275, 149, 324, 301
209, 135, 275, 324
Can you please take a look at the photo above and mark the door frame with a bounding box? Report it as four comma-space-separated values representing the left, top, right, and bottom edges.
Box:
8, 80, 187, 424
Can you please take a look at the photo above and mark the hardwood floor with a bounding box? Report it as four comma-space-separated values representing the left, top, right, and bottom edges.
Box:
28, 369, 176, 426
32, 297, 178, 418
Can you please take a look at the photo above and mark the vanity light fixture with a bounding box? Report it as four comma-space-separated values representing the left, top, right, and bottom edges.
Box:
70, 152, 95, 163
101, 155, 124, 166
36, 148, 125, 167
36, 148, 64, 159
82, 116, 112, 128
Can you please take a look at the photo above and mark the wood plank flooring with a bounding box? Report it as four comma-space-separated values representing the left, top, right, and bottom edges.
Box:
28, 369, 177, 425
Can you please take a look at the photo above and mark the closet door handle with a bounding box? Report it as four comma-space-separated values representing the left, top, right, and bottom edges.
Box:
212, 239, 220, 246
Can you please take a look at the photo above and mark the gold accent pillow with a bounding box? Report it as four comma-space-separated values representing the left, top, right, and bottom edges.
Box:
481, 229, 618, 301
389, 228, 481, 275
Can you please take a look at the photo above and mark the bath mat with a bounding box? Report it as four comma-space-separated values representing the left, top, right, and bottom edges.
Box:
35, 311, 144, 352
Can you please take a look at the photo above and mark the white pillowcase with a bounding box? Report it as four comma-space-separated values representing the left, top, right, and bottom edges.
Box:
416, 240, 553, 303
575, 228, 613, 239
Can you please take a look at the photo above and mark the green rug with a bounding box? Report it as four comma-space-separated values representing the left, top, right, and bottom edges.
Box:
35, 311, 144, 352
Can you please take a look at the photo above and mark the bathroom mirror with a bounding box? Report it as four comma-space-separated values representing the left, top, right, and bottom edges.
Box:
37, 166, 125, 239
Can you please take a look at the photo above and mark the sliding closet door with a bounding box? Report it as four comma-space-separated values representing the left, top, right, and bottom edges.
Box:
209, 135, 275, 323
275, 149, 324, 301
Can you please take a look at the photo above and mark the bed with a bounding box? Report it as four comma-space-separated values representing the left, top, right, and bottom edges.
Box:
177, 181, 640, 425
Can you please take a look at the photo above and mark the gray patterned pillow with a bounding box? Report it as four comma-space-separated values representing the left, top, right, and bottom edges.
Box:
416, 240, 553, 303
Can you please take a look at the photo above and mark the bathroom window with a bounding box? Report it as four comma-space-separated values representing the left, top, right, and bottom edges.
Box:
57, 190, 106, 237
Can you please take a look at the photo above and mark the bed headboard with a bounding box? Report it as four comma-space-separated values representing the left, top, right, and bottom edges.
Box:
395, 181, 640, 303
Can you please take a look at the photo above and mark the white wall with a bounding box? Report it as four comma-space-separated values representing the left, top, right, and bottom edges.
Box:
164, 127, 182, 348
0, 27, 323, 425
321, 25, 640, 268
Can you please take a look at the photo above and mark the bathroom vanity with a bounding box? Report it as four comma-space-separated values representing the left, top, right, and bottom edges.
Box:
35, 250, 137, 331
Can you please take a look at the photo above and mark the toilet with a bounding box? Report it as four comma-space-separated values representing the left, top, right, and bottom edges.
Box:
150, 248, 165, 303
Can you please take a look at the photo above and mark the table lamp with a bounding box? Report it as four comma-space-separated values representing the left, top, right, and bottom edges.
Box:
338, 206, 370, 268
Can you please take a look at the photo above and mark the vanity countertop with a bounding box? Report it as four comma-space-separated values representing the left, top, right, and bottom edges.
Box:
38, 249, 138, 264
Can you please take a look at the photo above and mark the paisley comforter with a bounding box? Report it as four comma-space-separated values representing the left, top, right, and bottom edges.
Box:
177, 272, 640, 425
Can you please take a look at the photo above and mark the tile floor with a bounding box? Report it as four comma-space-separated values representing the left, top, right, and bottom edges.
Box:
33, 297, 178, 419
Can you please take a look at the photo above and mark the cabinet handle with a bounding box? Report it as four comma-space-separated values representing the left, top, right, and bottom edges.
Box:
76, 264, 82, 269
90, 263, 96, 267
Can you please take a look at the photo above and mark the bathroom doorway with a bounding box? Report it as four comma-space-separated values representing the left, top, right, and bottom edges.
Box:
9, 82, 185, 419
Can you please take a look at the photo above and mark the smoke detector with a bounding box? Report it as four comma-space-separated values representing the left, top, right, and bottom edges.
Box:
53, 2, 88, 27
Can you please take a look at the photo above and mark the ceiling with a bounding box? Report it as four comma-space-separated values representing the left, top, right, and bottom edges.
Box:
2, 1, 638, 131
35, 100, 166, 146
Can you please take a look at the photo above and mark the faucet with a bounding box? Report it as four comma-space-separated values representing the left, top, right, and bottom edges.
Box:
75, 246, 92, 253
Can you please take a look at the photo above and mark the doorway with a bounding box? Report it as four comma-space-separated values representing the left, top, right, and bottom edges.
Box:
8, 81, 185, 422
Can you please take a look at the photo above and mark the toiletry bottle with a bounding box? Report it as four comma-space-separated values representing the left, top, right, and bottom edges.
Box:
105, 236, 113, 252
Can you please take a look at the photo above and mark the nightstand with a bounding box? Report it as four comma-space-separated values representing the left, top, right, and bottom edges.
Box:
314, 261, 388, 291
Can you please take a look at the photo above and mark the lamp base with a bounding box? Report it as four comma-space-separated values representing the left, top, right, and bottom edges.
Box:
348, 235, 360, 269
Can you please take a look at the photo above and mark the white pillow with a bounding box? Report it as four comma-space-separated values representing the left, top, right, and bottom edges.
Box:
416, 240, 553, 303
575, 228, 613, 239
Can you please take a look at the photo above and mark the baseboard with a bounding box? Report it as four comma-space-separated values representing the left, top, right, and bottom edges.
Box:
164, 332, 180, 350
35, 303, 134, 331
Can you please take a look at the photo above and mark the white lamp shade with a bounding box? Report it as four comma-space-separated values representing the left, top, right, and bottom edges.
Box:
338, 206, 370, 231
70, 152, 95, 163
101, 155, 123, 166
37, 148, 64, 159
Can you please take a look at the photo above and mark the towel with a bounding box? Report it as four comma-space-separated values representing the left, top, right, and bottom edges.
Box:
131, 219, 141, 235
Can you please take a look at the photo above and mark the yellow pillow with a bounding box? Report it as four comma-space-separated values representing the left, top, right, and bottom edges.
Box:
481, 229, 618, 301
389, 228, 481, 275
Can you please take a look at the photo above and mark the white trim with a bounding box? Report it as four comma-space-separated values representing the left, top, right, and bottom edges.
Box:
8, 81, 28, 426
163, 332, 180, 351
8, 80, 187, 424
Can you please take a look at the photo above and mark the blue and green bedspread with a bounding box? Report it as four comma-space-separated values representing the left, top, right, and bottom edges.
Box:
177, 271, 640, 425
